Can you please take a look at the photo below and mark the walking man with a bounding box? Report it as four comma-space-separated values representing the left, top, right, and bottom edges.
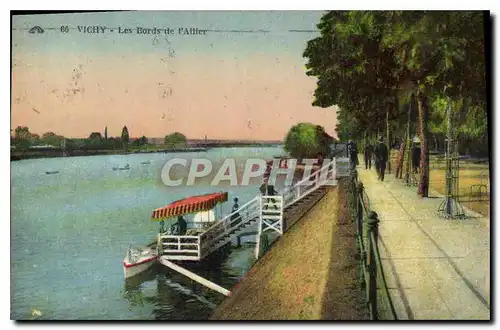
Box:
374, 137, 389, 181
348, 140, 359, 170
411, 137, 422, 174
364, 143, 374, 170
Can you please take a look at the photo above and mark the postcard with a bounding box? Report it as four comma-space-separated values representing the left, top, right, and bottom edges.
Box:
10, 10, 490, 321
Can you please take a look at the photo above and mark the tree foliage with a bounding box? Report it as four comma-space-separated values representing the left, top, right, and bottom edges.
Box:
10, 126, 150, 152
121, 126, 130, 144
13, 126, 32, 149
121, 126, 130, 151
304, 11, 487, 197
131, 136, 148, 147
164, 132, 187, 149
284, 123, 333, 158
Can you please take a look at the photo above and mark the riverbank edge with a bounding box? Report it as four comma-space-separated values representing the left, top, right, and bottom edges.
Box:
210, 180, 367, 320
10, 144, 282, 161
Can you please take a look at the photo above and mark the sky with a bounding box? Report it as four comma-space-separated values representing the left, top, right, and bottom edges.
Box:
11, 11, 339, 140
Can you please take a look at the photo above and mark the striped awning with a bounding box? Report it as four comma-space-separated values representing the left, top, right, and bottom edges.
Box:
151, 192, 228, 221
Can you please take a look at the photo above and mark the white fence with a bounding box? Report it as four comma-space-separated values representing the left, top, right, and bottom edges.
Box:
336, 157, 350, 178
159, 235, 201, 260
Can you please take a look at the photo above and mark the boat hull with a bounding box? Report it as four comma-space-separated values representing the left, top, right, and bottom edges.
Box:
123, 256, 158, 279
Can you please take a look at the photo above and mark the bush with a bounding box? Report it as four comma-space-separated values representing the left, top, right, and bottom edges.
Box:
164, 132, 187, 149
284, 123, 333, 158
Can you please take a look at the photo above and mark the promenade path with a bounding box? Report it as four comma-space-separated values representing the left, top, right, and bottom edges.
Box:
357, 162, 490, 320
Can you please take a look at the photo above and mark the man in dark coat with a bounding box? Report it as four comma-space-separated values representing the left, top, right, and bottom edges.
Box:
230, 197, 242, 225
348, 140, 359, 170
374, 137, 389, 181
412, 143, 421, 174
177, 215, 187, 235
364, 143, 374, 170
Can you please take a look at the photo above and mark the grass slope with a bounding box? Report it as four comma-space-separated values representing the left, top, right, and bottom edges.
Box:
211, 182, 366, 320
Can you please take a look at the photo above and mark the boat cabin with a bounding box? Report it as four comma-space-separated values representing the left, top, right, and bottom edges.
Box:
151, 192, 231, 260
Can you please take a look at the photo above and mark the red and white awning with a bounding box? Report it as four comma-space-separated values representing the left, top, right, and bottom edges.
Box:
151, 192, 228, 221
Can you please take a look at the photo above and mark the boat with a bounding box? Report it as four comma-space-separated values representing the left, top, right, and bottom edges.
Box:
45, 170, 59, 175
140, 161, 151, 165
124, 191, 230, 279
123, 244, 158, 279
113, 164, 130, 171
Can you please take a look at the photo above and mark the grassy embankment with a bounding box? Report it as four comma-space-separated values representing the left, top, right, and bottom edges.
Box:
211, 181, 367, 320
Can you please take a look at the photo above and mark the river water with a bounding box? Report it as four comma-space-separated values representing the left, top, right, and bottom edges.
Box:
11, 147, 285, 320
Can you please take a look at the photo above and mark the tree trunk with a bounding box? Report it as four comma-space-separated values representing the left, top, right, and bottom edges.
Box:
417, 88, 430, 197
386, 107, 391, 173
396, 140, 405, 179
363, 131, 368, 153
400, 93, 412, 180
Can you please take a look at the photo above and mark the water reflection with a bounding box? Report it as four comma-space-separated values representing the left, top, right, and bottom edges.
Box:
122, 245, 255, 320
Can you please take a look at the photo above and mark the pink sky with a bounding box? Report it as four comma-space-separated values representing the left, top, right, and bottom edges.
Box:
11, 51, 338, 140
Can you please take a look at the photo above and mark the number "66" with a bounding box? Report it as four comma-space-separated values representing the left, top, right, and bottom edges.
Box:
60, 26, 69, 33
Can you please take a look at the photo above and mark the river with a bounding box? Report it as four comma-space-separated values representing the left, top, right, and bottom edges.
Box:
10, 147, 285, 320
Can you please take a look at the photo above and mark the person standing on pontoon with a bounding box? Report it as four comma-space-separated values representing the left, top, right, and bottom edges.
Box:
176, 215, 187, 235
267, 185, 279, 210
230, 197, 242, 225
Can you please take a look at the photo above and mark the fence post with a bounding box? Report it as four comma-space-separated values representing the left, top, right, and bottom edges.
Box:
356, 181, 366, 291
157, 233, 163, 256
197, 236, 201, 260
356, 182, 364, 237
367, 211, 380, 320
350, 169, 358, 215
279, 196, 284, 235
350, 168, 358, 182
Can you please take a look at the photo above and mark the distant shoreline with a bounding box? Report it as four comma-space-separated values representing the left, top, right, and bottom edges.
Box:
10, 143, 283, 161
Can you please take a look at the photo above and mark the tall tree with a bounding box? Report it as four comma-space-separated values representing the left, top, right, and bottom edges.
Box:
104, 126, 108, 140
121, 126, 130, 151
380, 11, 486, 197
305, 11, 487, 198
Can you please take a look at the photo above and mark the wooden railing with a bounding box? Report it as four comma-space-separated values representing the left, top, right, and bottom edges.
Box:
282, 158, 338, 209
198, 196, 261, 258
348, 169, 398, 320
159, 235, 201, 260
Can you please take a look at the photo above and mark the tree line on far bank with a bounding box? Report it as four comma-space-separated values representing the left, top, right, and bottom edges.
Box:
11, 125, 188, 152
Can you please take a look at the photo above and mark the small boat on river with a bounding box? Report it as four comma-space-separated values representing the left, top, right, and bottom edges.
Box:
113, 164, 130, 171
45, 170, 59, 175
123, 244, 158, 279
